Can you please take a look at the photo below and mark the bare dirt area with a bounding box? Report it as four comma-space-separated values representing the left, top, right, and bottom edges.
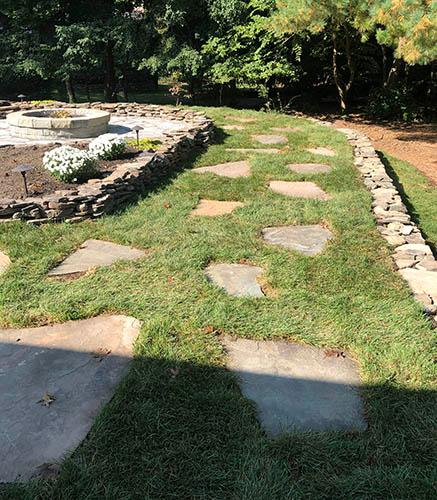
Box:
330, 117, 437, 184
0, 144, 141, 199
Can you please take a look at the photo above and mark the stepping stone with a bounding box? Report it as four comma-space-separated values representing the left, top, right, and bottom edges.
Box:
262, 225, 333, 255
193, 160, 250, 178
48, 239, 146, 279
0, 250, 11, 275
190, 199, 244, 217
227, 116, 256, 123
252, 134, 288, 145
307, 147, 336, 157
222, 337, 367, 436
226, 148, 281, 154
287, 163, 331, 174
223, 125, 245, 131
205, 263, 264, 298
271, 127, 299, 133
269, 181, 330, 200
0, 315, 141, 482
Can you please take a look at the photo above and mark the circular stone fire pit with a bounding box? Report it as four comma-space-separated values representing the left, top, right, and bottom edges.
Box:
6, 108, 110, 140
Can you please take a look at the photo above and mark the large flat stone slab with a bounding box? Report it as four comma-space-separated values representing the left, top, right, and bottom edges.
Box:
271, 127, 299, 133
252, 134, 288, 145
287, 163, 331, 174
227, 116, 256, 123
223, 125, 245, 131
193, 160, 250, 178
0, 315, 141, 482
0, 250, 11, 275
226, 148, 281, 154
223, 337, 366, 436
190, 199, 244, 217
399, 268, 437, 303
205, 263, 264, 297
307, 147, 336, 157
262, 225, 333, 255
269, 181, 330, 200
48, 239, 146, 278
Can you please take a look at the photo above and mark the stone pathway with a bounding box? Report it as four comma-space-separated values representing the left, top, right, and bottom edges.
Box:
287, 163, 331, 174
193, 160, 250, 178
252, 134, 288, 145
48, 239, 146, 279
226, 148, 281, 154
223, 337, 366, 436
0, 250, 11, 275
307, 147, 336, 157
262, 225, 333, 256
190, 199, 244, 217
269, 181, 330, 200
205, 263, 264, 297
0, 315, 141, 482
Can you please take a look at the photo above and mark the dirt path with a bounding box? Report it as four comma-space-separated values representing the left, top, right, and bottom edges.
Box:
331, 118, 437, 185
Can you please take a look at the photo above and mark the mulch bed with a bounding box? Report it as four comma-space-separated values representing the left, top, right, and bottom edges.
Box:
0, 143, 141, 200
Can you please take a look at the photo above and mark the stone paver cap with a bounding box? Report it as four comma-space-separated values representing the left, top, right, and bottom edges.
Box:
223, 337, 367, 436
307, 147, 336, 157
287, 163, 331, 174
193, 161, 250, 178
252, 134, 288, 145
262, 225, 333, 256
0, 315, 141, 482
0, 250, 11, 275
190, 199, 244, 217
48, 239, 146, 278
269, 181, 330, 200
206, 263, 264, 297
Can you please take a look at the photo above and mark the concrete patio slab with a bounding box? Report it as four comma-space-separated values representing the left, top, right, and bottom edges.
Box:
287, 163, 331, 174
252, 134, 288, 145
222, 337, 367, 436
205, 263, 264, 297
0, 250, 11, 275
193, 160, 250, 178
262, 225, 333, 255
269, 181, 330, 200
190, 199, 244, 217
307, 147, 336, 157
0, 315, 142, 482
48, 239, 146, 279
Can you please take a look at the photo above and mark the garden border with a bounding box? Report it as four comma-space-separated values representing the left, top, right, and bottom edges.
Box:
0, 102, 213, 225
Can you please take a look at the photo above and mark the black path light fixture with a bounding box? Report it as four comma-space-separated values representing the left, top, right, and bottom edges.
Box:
17, 94, 26, 103
13, 164, 33, 197
131, 125, 143, 147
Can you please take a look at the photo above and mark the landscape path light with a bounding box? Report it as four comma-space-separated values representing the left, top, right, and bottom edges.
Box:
17, 94, 26, 103
13, 164, 33, 196
131, 125, 144, 147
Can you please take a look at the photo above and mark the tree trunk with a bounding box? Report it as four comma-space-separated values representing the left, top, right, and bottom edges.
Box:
64, 76, 76, 104
386, 58, 404, 88
85, 80, 91, 102
104, 41, 117, 103
332, 30, 354, 112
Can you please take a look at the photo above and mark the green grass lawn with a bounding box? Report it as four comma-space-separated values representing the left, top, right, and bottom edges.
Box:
0, 108, 435, 499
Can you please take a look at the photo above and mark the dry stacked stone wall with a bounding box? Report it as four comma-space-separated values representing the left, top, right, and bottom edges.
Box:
0, 102, 213, 224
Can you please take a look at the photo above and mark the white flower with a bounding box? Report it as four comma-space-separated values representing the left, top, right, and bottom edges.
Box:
43, 146, 97, 183
89, 134, 127, 160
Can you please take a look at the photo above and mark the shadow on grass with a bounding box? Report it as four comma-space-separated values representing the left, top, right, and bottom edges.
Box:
0, 340, 435, 499
378, 151, 437, 256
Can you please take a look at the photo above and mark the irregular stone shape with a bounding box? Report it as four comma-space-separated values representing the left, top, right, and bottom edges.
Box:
48, 239, 146, 278
262, 225, 333, 256
193, 160, 250, 178
190, 199, 244, 217
222, 125, 245, 131
205, 263, 264, 298
0, 315, 141, 482
271, 127, 299, 133
269, 181, 330, 200
252, 134, 288, 145
225, 148, 281, 154
0, 250, 11, 275
399, 268, 437, 303
222, 337, 367, 436
287, 163, 331, 174
307, 147, 336, 157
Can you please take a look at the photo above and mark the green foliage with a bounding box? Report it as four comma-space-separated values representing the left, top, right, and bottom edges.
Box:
367, 85, 419, 121
126, 138, 162, 151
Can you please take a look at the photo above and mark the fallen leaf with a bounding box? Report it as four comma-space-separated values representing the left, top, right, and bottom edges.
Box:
92, 347, 111, 361
37, 393, 56, 407
163, 201, 171, 209
324, 348, 346, 359
169, 367, 180, 378
167, 276, 174, 284
203, 325, 215, 334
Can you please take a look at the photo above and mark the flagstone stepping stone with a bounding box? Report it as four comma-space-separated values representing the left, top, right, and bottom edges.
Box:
48, 239, 146, 279
193, 160, 250, 178
262, 225, 333, 256
0, 315, 141, 482
287, 163, 331, 174
252, 134, 288, 145
269, 181, 330, 200
223, 125, 245, 131
0, 250, 11, 275
222, 337, 366, 436
205, 263, 264, 297
227, 116, 256, 123
190, 199, 244, 217
226, 148, 281, 154
307, 147, 336, 157
271, 127, 299, 133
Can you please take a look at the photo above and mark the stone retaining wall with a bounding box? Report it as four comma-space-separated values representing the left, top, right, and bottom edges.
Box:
310, 118, 437, 321
0, 103, 213, 225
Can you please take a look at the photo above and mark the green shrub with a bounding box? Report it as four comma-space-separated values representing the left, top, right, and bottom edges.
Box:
126, 138, 161, 151
367, 86, 419, 121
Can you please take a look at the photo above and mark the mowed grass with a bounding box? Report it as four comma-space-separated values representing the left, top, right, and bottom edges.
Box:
0, 108, 435, 499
